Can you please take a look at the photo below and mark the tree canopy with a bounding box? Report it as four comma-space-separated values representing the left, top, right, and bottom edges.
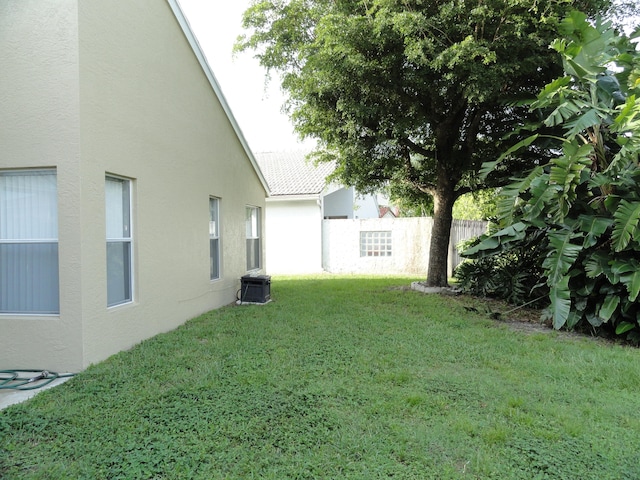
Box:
237, 0, 618, 285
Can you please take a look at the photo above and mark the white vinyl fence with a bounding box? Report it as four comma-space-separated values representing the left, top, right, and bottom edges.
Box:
322, 217, 487, 277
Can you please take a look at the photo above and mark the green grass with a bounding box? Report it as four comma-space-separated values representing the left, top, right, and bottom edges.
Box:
2, 275, 640, 479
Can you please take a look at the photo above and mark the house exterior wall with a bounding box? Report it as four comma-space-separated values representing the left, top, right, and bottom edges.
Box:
323, 186, 379, 220
265, 198, 323, 274
323, 187, 355, 219
322, 218, 487, 277
0, 0, 85, 371
262, 187, 379, 274
353, 193, 380, 219
0, 0, 267, 372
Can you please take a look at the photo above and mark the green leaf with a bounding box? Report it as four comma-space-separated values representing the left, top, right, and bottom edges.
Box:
479, 135, 539, 180
578, 215, 613, 248
522, 176, 555, 221
544, 101, 582, 127
565, 311, 582, 330
565, 310, 582, 330
597, 74, 622, 101
615, 321, 636, 335
566, 58, 594, 78
576, 277, 597, 296
584, 251, 610, 279
586, 310, 603, 327
620, 270, 640, 302
549, 276, 571, 330
558, 10, 589, 36
461, 236, 499, 257
543, 230, 582, 285
614, 95, 638, 127
462, 222, 527, 257
534, 76, 572, 106
564, 109, 604, 138
610, 259, 637, 275
598, 295, 620, 323
612, 200, 640, 251
574, 296, 588, 313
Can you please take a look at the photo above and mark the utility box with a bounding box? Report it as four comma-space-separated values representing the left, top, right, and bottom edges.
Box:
240, 275, 271, 303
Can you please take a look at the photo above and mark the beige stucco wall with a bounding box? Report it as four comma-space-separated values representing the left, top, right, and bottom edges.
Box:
0, 0, 85, 371
0, 0, 266, 372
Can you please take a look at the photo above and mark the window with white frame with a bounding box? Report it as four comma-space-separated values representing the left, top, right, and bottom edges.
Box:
360, 231, 392, 257
0, 169, 59, 314
106, 175, 132, 307
209, 197, 220, 280
245, 206, 261, 271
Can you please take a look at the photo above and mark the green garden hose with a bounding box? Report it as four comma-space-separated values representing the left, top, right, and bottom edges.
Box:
0, 370, 75, 391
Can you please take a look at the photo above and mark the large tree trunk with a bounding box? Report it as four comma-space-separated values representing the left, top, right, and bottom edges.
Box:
426, 175, 456, 287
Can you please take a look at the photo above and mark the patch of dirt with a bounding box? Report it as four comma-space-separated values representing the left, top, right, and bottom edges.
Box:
398, 283, 628, 344
410, 287, 593, 339
501, 319, 553, 334
454, 295, 552, 330
446, 293, 617, 343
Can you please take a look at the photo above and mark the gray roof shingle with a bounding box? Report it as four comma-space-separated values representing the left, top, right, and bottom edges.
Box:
255, 150, 335, 196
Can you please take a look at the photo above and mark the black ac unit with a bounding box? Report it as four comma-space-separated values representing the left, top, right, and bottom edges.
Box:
240, 275, 271, 303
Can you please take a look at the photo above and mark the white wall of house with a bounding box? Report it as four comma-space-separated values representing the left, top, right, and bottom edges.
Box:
323, 186, 379, 219
323, 188, 354, 218
322, 218, 487, 277
264, 187, 382, 274
265, 197, 324, 274
354, 193, 380, 219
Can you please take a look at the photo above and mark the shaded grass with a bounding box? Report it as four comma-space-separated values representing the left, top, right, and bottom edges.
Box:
2, 275, 640, 478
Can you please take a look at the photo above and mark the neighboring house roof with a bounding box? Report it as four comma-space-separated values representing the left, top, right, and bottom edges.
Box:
255, 150, 335, 196
379, 206, 398, 218
168, 0, 270, 195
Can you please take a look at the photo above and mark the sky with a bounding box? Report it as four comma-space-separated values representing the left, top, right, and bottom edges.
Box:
177, 0, 314, 153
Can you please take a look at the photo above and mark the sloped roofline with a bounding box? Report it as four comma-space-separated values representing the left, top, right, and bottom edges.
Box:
255, 150, 334, 197
168, 0, 270, 195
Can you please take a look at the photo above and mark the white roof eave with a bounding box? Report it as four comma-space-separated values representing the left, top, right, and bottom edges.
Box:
266, 194, 320, 202
168, 0, 271, 196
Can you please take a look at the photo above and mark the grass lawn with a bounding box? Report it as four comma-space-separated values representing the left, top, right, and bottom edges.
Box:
2, 276, 640, 479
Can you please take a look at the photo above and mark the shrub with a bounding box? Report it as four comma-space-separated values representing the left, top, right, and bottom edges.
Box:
454, 229, 548, 307
460, 12, 640, 340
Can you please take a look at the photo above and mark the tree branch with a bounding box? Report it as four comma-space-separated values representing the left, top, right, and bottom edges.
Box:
400, 137, 431, 158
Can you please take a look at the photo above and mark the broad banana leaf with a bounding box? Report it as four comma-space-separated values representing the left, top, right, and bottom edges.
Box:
578, 215, 613, 248
549, 275, 571, 330
612, 200, 640, 251
620, 270, 640, 302
616, 321, 636, 335
598, 295, 620, 323
478, 134, 539, 180
584, 251, 611, 279
461, 222, 527, 257
542, 230, 582, 285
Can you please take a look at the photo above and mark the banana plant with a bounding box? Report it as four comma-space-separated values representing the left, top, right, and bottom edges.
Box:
460, 11, 640, 339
